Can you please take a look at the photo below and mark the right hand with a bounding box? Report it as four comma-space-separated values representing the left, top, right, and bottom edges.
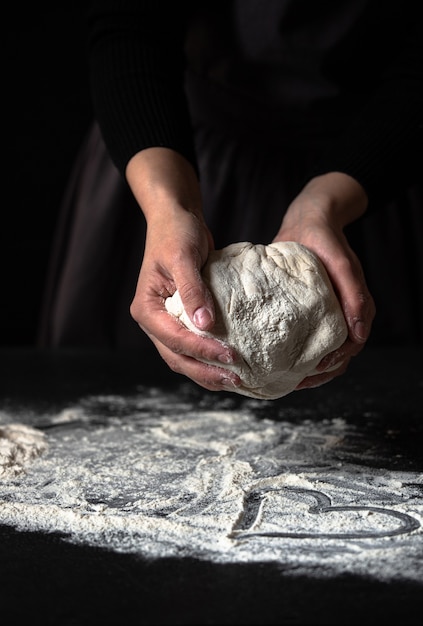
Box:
127, 148, 241, 391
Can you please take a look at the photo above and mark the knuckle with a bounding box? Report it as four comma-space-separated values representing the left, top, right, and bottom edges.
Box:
177, 282, 201, 305
129, 300, 140, 321
165, 356, 183, 374
166, 337, 183, 355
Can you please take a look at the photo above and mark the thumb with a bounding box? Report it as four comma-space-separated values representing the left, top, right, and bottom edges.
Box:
175, 270, 215, 332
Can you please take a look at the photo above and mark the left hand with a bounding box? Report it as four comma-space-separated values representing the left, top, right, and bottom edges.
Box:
274, 172, 376, 390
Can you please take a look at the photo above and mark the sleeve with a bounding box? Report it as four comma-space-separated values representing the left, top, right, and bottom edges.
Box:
86, 0, 197, 177
307, 15, 423, 211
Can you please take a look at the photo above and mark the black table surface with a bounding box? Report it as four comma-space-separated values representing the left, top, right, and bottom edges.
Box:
0, 345, 422, 625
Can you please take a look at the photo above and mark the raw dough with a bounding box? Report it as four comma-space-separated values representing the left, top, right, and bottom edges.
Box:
165, 241, 348, 399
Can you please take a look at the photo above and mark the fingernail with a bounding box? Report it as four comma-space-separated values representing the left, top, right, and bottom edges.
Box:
218, 353, 234, 364
221, 377, 239, 388
317, 352, 338, 372
354, 321, 367, 342
193, 307, 212, 330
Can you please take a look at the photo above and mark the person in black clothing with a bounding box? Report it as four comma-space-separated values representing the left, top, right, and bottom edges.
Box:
39, 1, 423, 394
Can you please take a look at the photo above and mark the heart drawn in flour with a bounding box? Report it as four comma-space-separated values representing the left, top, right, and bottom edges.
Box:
231, 487, 420, 540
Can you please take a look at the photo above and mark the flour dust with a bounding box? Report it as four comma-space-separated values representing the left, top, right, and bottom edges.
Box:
0, 387, 421, 582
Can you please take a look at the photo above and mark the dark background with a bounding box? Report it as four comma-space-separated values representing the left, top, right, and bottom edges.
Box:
2, 6, 421, 350
2, 5, 93, 346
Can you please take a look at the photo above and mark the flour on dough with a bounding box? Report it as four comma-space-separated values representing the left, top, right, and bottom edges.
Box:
165, 241, 348, 399
0, 423, 47, 479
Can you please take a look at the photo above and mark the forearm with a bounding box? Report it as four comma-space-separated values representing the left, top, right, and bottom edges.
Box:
125, 147, 204, 224
277, 172, 368, 239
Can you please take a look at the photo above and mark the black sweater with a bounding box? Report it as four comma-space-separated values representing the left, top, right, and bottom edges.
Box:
86, 0, 423, 209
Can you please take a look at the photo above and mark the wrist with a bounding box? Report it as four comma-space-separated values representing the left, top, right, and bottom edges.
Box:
125, 147, 203, 221
300, 173, 368, 227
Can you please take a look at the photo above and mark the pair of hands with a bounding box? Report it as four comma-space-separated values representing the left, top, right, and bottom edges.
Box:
127, 148, 376, 393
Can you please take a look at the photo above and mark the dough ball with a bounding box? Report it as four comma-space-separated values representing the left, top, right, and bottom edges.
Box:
165, 241, 348, 399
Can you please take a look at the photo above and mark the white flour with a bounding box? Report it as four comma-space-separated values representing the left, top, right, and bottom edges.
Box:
0, 387, 422, 582
0, 423, 47, 479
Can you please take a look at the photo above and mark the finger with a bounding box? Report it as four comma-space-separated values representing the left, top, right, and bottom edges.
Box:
153, 339, 242, 392
167, 224, 216, 332
295, 358, 350, 390
316, 337, 364, 372
341, 282, 375, 345
325, 251, 376, 345
173, 272, 216, 332
144, 309, 238, 366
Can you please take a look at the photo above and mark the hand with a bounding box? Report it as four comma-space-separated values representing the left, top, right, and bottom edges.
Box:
274, 172, 376, 390
126, 148, 241, 392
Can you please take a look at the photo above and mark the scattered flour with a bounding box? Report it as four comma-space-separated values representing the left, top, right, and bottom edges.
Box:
0, 423, 47, 479
0, 390, 421, 583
